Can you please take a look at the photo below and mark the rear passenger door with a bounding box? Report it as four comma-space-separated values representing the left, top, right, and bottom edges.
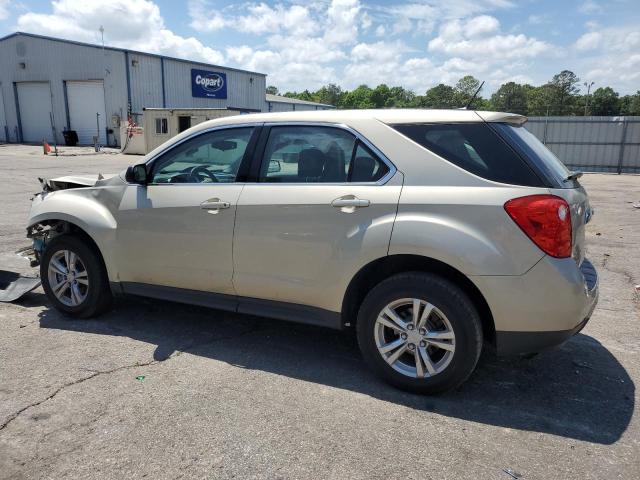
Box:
232, 124, 403, 317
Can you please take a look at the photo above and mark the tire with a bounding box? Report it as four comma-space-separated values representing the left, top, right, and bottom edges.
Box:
40, 234, 112, 318
356, 272, 482, 394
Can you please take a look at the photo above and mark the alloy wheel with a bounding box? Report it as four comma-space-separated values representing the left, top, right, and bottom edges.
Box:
374, 298, 456, 378
47, 249, 89, 307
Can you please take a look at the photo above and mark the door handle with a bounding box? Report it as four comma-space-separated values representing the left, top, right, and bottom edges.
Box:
200, 198, 231, 210
331, 196, 370, 208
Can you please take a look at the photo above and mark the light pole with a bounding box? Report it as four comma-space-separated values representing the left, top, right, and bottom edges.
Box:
584, 81, 594, 116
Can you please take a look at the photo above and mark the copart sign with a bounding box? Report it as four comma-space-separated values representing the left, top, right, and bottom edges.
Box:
191, 69, 227, 99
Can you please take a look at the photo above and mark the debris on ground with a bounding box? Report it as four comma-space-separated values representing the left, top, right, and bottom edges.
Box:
632, 202, 640, 209
502, 468, 522, 479
0, 270, 41, 302
135, 375, 146, 381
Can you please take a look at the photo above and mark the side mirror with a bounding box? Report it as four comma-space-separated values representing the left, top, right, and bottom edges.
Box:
125, 164, 148, 185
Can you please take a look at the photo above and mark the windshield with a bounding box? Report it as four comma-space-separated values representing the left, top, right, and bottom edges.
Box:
492, 123, 577, 188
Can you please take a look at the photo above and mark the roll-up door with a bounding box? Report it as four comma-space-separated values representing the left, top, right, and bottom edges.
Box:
17, 82, 53, 143
67, 81, 107, 145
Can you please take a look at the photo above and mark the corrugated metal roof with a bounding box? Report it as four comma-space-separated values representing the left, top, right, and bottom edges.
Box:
0, 31, 266, 77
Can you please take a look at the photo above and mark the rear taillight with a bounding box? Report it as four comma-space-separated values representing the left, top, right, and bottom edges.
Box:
504, 195, 572, 258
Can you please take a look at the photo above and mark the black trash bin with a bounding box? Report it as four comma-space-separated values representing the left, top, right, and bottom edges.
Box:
63, 130, 79, 146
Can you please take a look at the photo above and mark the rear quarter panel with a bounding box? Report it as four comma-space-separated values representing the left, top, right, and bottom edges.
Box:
390, 186, 547, 276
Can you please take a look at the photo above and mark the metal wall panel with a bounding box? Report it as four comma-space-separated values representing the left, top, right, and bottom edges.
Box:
162, 58, 266, 112
0, 86, 6, 142
525, 116, 640, 174
0, 34, 128, 145
129, 53, 164, 114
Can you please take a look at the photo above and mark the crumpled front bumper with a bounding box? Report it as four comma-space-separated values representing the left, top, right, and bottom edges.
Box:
472, 256, 599, 356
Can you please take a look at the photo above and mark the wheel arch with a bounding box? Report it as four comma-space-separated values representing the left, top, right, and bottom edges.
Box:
341, 254, 495, 345
29, 218, 113, 283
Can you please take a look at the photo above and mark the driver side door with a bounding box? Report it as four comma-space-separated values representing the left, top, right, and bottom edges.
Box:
115, 126, 256, 296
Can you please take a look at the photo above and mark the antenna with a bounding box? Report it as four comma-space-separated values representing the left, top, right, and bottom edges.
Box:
464, 81, 485, 109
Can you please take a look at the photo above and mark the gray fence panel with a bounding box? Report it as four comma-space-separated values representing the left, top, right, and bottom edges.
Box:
525, 116, 640, 174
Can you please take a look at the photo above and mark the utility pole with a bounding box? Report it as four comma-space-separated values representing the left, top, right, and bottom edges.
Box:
584, 81, 594, 116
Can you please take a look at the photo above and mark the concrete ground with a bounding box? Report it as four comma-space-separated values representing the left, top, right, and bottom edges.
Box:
0, 144, 638, 479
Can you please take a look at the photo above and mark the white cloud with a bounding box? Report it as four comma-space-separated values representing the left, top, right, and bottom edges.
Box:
465, 15, 500, 37
16, 0, 224, 64
579, 1, 601, 15
0, 0, 11, 20
573, 26, 640, 92
575, 31, 603, 51
428, 16, 551, 60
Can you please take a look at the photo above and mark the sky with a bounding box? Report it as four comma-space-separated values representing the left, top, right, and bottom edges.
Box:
1, 0, 639, 95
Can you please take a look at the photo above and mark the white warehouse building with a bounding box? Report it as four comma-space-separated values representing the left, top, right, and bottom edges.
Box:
0, 32, 332, 147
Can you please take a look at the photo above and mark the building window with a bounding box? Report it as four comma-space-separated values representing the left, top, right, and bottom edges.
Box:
155, 118, 168, 135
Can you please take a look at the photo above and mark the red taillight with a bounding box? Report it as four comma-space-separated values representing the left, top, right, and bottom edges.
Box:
504, 195, 572, 258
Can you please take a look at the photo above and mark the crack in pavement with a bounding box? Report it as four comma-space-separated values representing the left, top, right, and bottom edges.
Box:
0, 324, 261, 433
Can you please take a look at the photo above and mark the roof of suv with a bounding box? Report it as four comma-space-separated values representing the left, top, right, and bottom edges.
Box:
207, 109, 526, 128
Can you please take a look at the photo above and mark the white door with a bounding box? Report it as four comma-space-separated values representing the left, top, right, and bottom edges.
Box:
17, 82, 53, 143
0, 88, 6, 142
67, 81, 107, 145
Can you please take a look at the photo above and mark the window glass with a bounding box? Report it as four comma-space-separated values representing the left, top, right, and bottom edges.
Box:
350, 143, 390, 182
491, 123, 574, 188
392, 123, 543, 187
155, 118, 168, 135
150, 127, 253, 184
260, 126, 356, 183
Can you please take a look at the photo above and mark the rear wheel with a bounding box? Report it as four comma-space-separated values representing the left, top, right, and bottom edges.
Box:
40, 235, 112, 318
356, 272, 482, 394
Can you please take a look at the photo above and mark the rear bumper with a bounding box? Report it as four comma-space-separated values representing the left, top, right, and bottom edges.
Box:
472, 257, 599, 355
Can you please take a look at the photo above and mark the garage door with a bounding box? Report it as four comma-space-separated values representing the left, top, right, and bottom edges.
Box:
17, 82, 53, 143
0, 89, 6, 142
67, 81, 107, 145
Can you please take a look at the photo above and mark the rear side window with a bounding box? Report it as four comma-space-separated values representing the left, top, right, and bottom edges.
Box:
392, 123, 544, 187
491, 123, 575, 188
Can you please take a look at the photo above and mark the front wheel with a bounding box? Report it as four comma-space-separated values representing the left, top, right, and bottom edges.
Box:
356, 272, 482, 394
40, 235, 112, 318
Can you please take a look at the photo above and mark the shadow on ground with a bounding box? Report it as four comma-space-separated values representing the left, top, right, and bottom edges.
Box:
24, 292, 633, 445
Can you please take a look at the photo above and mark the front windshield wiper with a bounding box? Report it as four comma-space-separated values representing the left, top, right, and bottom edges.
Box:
564, 171, 583, 183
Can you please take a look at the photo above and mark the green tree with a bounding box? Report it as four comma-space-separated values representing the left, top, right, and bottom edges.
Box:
619, 91, 640, 115
490, 82, 528, 115
340, 85, 375, 109
315, 84, 343, 107
388, 86, 416, 107
454, 75, 482, 105
547, 70, 580, 115
371, 84, 392, 108
266, 85, 279, 95
421, 84, 458, 108
526, 85, 555, 116
590, 87, 619, 115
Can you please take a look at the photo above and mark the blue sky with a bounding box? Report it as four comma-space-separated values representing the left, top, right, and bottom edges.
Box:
1, 0, 639, 94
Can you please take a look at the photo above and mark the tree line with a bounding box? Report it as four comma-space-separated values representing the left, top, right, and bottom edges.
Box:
267, 70, 640, 116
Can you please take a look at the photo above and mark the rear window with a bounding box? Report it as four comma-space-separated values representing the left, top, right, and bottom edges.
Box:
392, 123, 544, 187
491, 123, 575, 188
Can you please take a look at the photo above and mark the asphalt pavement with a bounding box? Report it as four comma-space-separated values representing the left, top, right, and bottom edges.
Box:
0, 144, 638, 479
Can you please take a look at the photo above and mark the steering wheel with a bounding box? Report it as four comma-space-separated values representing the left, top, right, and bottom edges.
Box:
187, 165, 218, 183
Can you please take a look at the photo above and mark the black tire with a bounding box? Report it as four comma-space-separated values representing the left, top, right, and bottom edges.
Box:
356, 272, 482, 394
40, 234, 112, 318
